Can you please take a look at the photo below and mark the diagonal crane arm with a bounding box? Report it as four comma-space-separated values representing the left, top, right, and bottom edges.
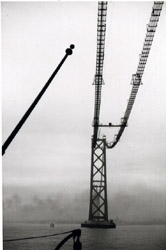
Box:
2, 45, 75, 155
92, 1, 108, 148
106, 1, 164, 149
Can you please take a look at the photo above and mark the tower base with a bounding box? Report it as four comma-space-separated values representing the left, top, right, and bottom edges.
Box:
81, 220, 116, 229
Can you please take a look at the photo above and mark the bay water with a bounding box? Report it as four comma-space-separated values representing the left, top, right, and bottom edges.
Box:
3, 222, 166, 250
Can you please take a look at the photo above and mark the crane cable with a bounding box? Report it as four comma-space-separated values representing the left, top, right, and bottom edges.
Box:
106, 1, 164, 149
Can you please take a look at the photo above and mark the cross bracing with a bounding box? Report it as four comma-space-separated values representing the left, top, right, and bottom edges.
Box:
89, 138, 108, 222
85, 1, 164, 227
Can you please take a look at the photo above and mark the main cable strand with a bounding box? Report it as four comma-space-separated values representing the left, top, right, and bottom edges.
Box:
106, 1, 164, 149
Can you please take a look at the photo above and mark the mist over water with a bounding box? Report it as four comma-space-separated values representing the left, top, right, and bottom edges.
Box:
3, 184, 166, 224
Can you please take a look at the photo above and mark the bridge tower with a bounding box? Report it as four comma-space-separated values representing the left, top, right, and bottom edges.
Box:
81, 137, 115, 228
81, 1, 116, 228
89, 138, 108, 222
81, 1, 163, 229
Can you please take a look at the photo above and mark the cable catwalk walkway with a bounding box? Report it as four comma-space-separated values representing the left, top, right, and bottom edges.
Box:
85, 1, 164, 228
93, 1, 108, 148
2, 0, 165, 247
106, 1, 164, 148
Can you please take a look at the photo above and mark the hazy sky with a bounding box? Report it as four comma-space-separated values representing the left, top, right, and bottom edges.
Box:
2, 1, 166, 222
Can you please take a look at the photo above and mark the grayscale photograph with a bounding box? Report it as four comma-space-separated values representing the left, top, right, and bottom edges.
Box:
1, 1, 166, 250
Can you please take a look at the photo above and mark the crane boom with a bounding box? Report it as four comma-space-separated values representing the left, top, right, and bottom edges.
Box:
92, 1, 108, 148
106, 1, 164, 149
2, 45, 75, 155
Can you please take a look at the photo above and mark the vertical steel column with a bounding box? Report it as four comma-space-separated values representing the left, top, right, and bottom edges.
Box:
104, 138, 108, 220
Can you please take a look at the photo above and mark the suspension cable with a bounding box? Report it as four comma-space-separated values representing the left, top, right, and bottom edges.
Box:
106, 1, 164, 149
92, 1, 108, 148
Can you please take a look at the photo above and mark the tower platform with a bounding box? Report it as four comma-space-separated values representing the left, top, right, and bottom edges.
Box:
81, 220, 116, 229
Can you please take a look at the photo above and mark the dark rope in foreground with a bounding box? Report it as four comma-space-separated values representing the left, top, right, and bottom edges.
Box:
3, 229, 79, 242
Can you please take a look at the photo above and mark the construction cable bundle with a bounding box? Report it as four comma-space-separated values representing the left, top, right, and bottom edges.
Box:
106, 1, 164, 149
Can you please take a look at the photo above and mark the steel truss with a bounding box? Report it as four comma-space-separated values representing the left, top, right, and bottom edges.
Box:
89, 138, 108, 221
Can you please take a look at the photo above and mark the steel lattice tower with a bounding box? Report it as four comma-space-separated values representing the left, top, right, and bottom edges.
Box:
89, 138, 108, 222
81, 2, 115, 228
81, 1, 163, 228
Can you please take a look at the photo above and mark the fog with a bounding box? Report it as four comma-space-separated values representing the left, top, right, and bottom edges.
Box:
2, 2, 166, 225
3, 184, 166, 224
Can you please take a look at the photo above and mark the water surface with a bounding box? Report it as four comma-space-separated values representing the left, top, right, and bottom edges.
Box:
3, 222, 166, 250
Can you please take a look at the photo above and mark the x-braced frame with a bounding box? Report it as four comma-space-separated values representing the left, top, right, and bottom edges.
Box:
89, 137, 108, 221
